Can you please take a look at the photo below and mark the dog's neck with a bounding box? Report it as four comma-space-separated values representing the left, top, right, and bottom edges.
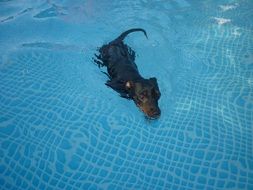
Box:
124, 76, 146, 98
126, 74, 144, 83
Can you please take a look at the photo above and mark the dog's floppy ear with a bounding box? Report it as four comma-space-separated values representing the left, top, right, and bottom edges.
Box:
149, 77, 160, 92
125, 81, 134, 90
150, 77, 161, 96
149, 77, 158, 85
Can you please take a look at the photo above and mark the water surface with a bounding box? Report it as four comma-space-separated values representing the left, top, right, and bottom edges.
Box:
0, 0, 253, 189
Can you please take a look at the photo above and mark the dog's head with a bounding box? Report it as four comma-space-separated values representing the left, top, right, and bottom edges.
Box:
126, 77, 161, 119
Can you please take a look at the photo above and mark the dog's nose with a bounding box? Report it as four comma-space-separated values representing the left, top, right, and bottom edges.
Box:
150, 107, 161, 117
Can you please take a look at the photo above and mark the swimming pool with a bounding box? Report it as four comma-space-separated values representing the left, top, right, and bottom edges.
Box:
0, 0, 252, 189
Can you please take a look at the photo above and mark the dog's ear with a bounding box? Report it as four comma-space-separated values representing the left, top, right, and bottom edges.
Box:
149, 77, 158, 85
125, 81, 134, 90
150, 77, 161, 98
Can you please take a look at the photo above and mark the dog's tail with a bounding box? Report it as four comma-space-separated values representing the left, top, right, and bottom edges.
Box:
110, 28, 148, 44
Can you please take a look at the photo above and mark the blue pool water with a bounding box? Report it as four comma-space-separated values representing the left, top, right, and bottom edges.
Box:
0, 0, 253, 189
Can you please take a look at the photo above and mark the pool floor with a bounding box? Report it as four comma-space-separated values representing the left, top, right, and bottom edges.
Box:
0, 0, 253, 189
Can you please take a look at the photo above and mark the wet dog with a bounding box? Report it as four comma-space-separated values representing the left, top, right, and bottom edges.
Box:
94, 28, 161, 119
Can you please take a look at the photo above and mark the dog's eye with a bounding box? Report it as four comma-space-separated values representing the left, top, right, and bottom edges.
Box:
139, 94, 145, 100
139, 91, 147, 100
142, 91, 147, 96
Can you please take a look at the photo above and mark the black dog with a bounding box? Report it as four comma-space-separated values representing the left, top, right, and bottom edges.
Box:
94, 28, 161, 119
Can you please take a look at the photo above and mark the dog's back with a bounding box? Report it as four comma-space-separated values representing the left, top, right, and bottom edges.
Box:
95, 29, 147, 70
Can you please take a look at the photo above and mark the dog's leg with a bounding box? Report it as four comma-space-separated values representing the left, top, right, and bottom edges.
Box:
106, 80, 127, 95
93, 57, 104, 68
95, 53, 102, 60
119, 93, 131, 99
101, 71, 111, 79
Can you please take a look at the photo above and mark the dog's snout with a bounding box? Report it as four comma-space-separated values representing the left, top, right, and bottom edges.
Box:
150, 107, 161, 117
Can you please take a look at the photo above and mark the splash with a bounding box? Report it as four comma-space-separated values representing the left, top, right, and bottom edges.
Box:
219, 3, 238, 11
213, 17, 231, 25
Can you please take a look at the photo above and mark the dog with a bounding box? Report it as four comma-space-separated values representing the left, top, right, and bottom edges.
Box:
94, 28, 161, 119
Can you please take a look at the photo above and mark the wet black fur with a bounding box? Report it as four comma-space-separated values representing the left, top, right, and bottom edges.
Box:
94, 28, 150, 98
